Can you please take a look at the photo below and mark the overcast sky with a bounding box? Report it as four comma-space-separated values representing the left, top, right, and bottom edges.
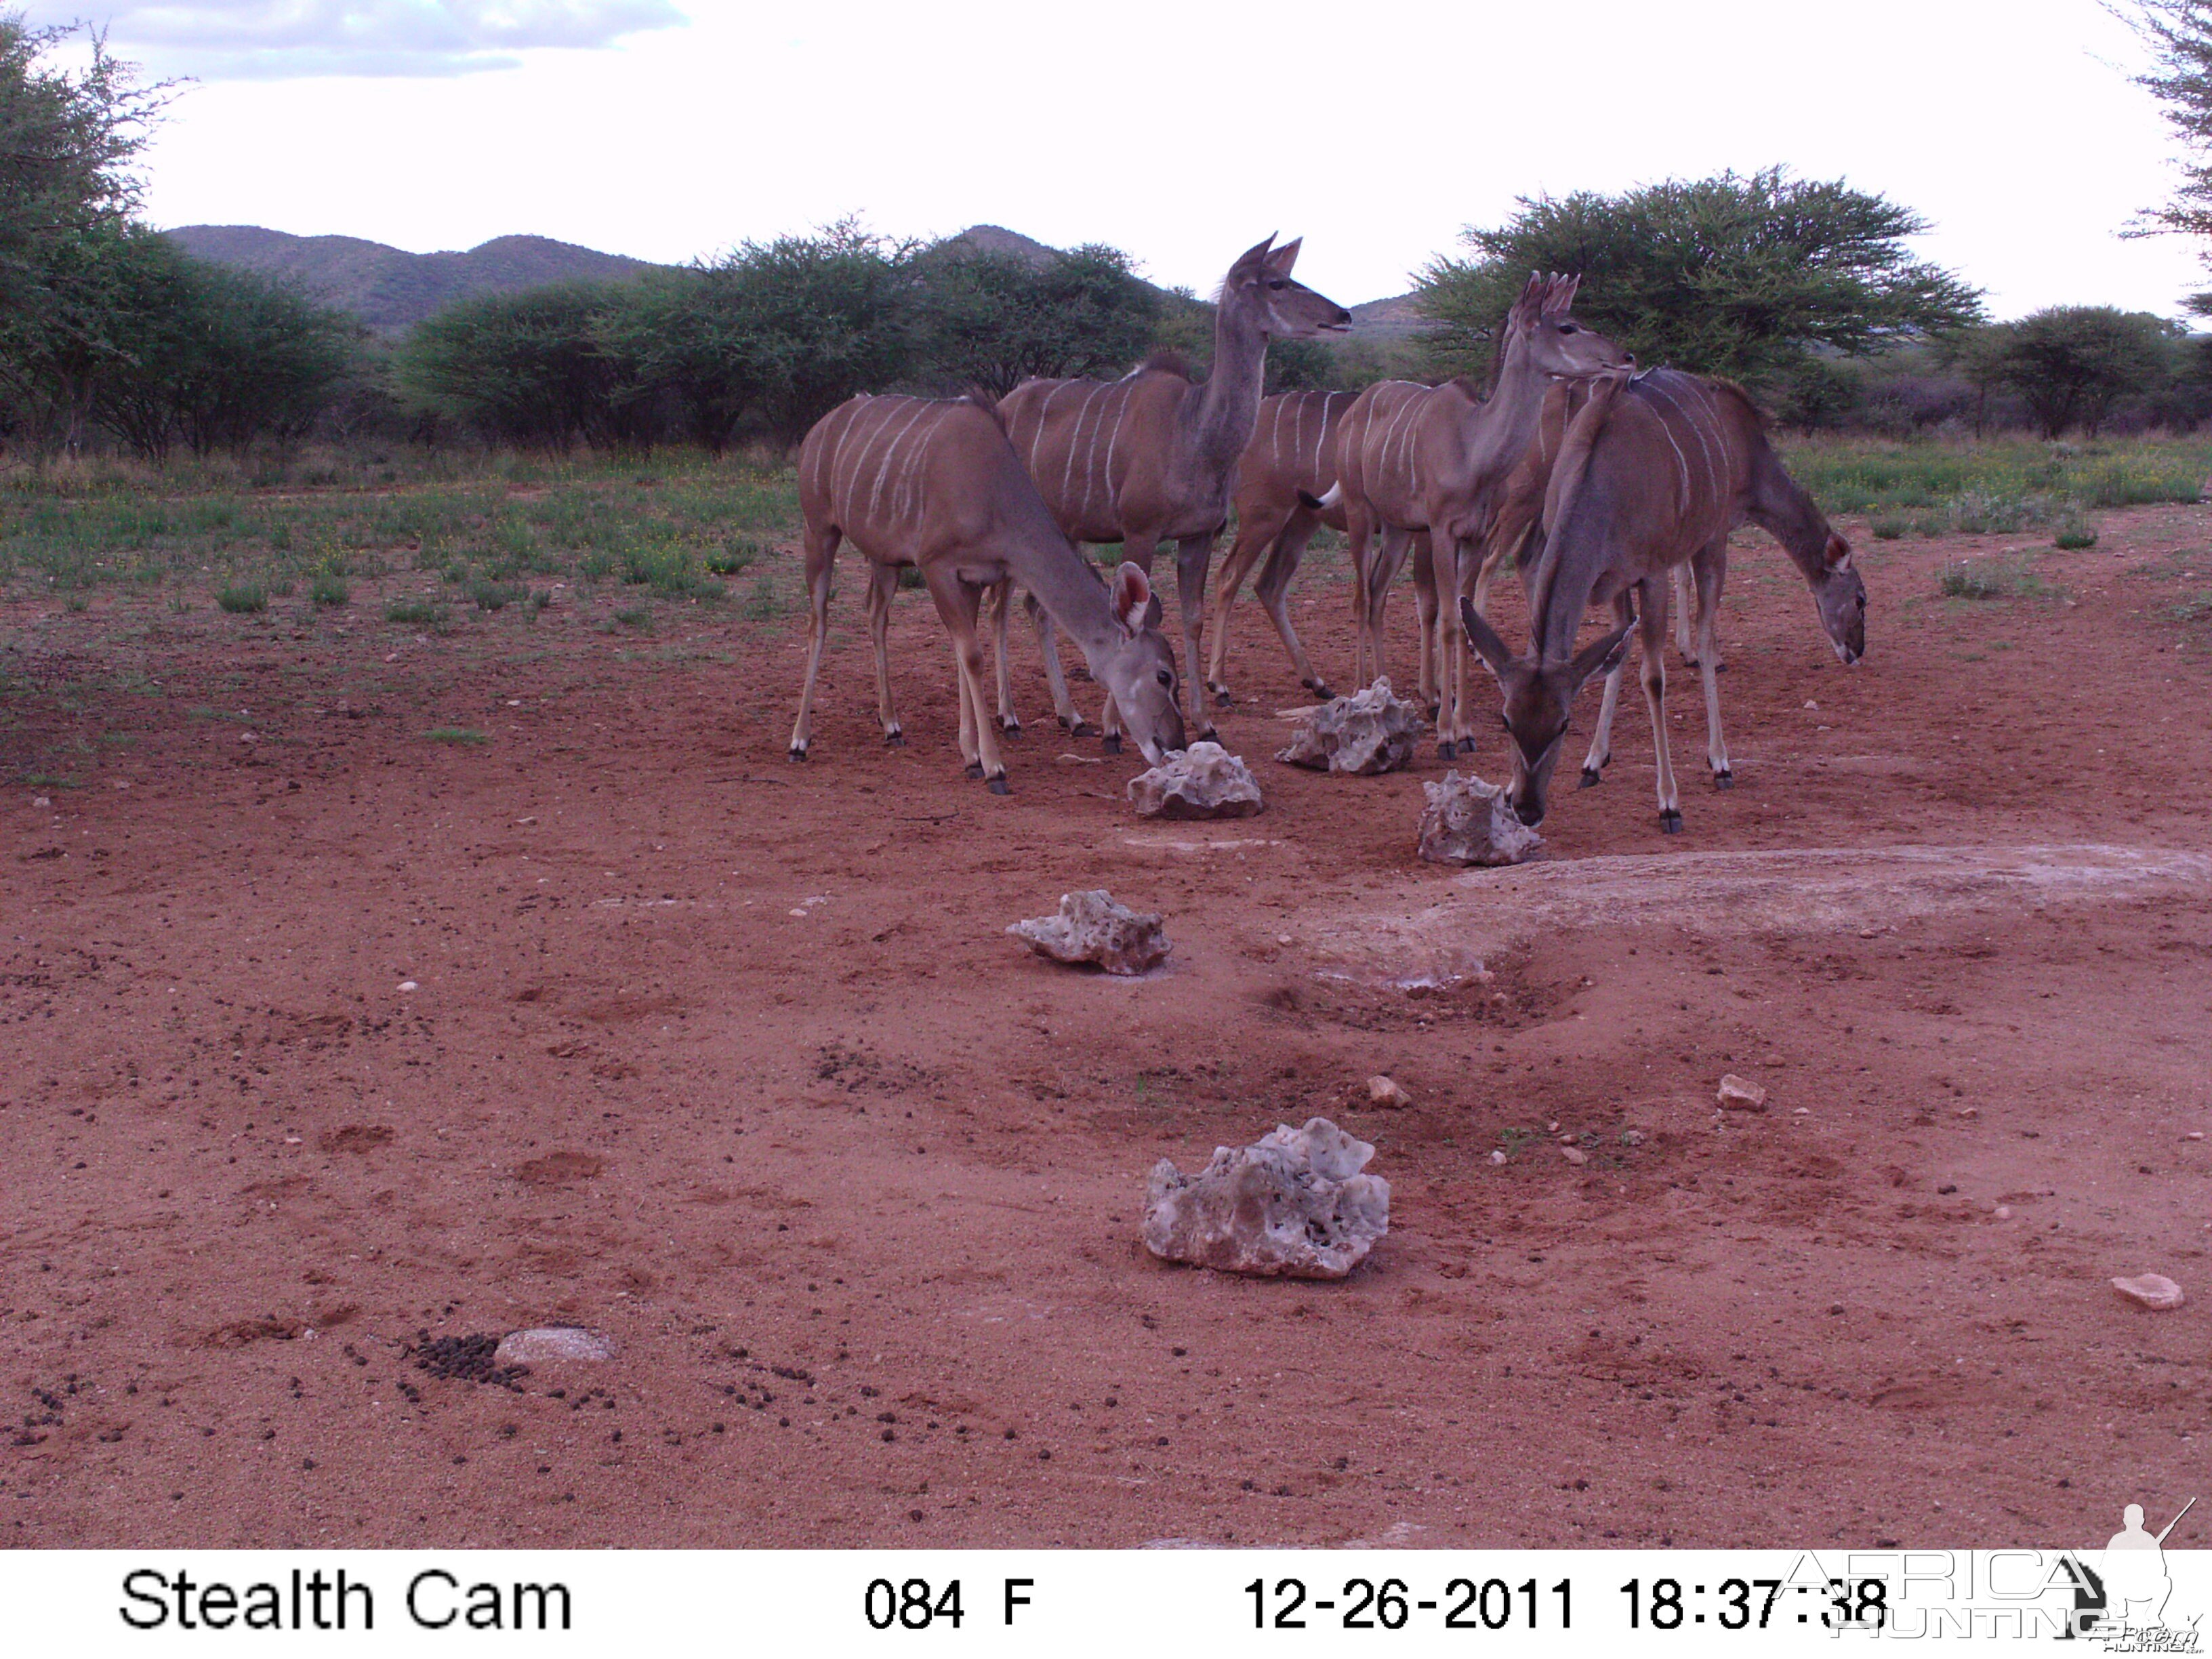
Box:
29, 0, 2212, 317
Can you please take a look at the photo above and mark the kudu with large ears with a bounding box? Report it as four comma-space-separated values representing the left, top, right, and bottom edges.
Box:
994, 234, 1350, 745
1466, 365, 1868, 834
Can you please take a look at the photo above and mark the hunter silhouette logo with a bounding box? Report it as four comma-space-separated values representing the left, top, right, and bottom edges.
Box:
2070, 1498, 2199, 1647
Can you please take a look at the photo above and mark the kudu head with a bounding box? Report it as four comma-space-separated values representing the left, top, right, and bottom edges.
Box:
1092, 563, 1189, 764
1460, 596, 1637, 827
1498, 271, 1633, 382
1222, 235, 1353, 340
1811, 532, 1867, 664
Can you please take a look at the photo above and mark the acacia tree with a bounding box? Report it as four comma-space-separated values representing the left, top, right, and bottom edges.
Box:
910, 243, 1159, 396
1983, 307, 2177, 437
2123, 0, 2212, 308
1416, 168, 1982, 397
400, 282, 641, 449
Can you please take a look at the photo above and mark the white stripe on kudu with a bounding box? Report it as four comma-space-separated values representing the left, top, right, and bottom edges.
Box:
843, 398, 909, 525
1063, 384, 1107, 512
893, 405, 954, 524
1639, 380, 1695, 512
1101, 384, 1131, 515
1312, 392, 1336, 481
866, 400, 933, 526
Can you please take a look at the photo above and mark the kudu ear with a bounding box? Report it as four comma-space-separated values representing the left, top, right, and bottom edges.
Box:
1508, 270, 1547, 329
1112, 561, 1154, 637
1264, 236, 1302, 276
1543, 272, 1582, 316
1824, 532, 1853, 573
1230, 234, 1277, 279
1568, 610, 1637, 691
1457, 596, 1515, 677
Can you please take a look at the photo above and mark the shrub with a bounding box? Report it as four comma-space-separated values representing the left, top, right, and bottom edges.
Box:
468, 579, 525, 611
706, 537, 760, 575
1870, 515, 1908, 540
2053, 518, 2099, 550
310, 573, 349, 606
385, 599, 446, 627
216, 583, 267, 613
425, 727, 486, 745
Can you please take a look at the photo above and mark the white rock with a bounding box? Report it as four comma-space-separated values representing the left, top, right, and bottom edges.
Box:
1489, 1149, 1508, 1165
1143, 1118, 1390, 1279
31, 796, 50, 808
2110, 1273, 2186, 1311
494, 1326, 618, 1365
1417, 771, 1544, 866
1366, 1074, 1413, 1109
1560, 1145, 1588, 1166
397, 980, 418, 993
1717, 1073, 1769, 1112
1008, 890, 1169, 976
1126, 742, 1263, 819
1275, 679, 1420, 775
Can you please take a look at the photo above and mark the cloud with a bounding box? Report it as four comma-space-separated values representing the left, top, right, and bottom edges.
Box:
32, 1, 687, 79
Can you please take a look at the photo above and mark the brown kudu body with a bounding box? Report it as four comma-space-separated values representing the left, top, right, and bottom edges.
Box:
1460, 368, 1867, 833
1325, 274, 1633, 757
787, 393, 1186, 792
1200, 387, 1376, 705
995, 234, 1349, 745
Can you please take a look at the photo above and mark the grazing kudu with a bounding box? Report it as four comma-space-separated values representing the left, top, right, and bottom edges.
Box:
1458, 367, 1866, 832
1323, 273, 1633, 758
1200, 387, 1368, 705
996, 234, 1351, 745
787, 392, 1187, 792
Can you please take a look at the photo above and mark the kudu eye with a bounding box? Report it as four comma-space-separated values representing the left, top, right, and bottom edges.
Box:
1155, 670, 1173, 688
1557, 323, 1578, 334
1267, 279, 1287, 291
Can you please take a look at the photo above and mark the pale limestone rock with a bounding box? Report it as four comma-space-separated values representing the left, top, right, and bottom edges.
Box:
1417, 771, 1544, 866
1143, 1118, 1389, 1279
1717, 1073, 1769, 1112
1276, 679, 1420, 775
495, 1326, 617, 1366
1366, 1075, 1413, 1109
1126, 741, 1263, 820
1008, 890, 1169, 976
2110, 1273, 2186, 1311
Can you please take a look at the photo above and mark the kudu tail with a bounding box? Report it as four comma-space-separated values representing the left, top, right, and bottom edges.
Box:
1298, 481, 1343, 513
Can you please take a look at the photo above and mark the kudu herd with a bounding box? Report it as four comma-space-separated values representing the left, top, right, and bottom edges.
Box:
785, 235, 1864, 830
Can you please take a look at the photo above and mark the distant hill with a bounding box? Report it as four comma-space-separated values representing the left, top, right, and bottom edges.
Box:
933, 224, 1062, 270
1345, 293, 1436, 342
162, 226, 664, 333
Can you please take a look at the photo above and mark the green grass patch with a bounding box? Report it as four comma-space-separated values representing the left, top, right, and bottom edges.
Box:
1937, 558, 2065, 601
468, 579, 527, 612
424, 726, 487, 745
310, 573, 350, 607
216, 583, 268, 613
384, 600, 448, 628
612, 607, 651, 628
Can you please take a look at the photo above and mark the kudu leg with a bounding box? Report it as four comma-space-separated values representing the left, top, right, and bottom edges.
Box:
866, 561, 903, 745
1250, 511, 1332, 698
1673, 563, 1697, 664
1206, 507, 1285, 706
927, 570, 1009, 793
1025, 594, 1088, 735
1174, 532, 1221, 741
1364, 525, 1414, 694
1578, 590, 1637, 787
787, 529, 840, 762
1345, 510, 1375, 688
1635, 574, 1683, 832
986, 579, 1021, 736
1410, 534, 1440, 720
1691, 537, 1732, 786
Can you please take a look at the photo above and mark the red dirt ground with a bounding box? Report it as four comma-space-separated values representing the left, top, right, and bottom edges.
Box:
3, 506, 2209, 1549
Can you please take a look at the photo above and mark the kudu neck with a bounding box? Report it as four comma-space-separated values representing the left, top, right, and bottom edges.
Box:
1008, 525, 1127, 665
1191, 298, 1269, 466
1479, 330, 1555, 453
1751, 459, 1841, 584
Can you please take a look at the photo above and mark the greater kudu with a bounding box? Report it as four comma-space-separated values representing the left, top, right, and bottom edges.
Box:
996, 234, 1351, 745
787, 392, 1187, 791
1324, 273, 1633, 758
1459, 368, 1866, 832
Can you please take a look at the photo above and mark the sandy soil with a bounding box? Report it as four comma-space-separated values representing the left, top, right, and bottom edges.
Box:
3, 505, 2209, 1549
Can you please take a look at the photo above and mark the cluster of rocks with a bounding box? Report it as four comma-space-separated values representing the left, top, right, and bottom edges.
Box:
1143, 1118, 1390, 1280
1276, 680, 1420, 775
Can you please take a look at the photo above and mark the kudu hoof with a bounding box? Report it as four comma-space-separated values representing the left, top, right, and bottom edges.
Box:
964, 762, 986, 781
987, 775, 1012, 796
1713, 769, 1734, 790
1437, 739, 1457, 761
882, 730, 905, 747
1195, 724, 1220, 745
1578, 768, 1602, 789
1307, 682, 1336, 701
1101, 735, 1122, 756
1659, 810, 1683, 834
1213, 689, 1233, 710
1069, 720, 1096, 739
998, 718, 1021, 737
787, 743, 808, 762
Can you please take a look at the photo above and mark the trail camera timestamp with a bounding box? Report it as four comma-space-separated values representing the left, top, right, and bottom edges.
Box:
1246, 1576, 1572, 1631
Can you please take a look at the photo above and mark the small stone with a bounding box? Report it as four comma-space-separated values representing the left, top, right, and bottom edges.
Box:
1761, 1053, 1786, 1066
1417, 771, 1543, 866
1009, 890, 1169, 976
1366, 1075, 1413, 1110
1489, 1149, 1508, 1165
494, 1326, 618, 1365
1803, 699, 1819, 710
1620, 1129, 1646, 1147
2188, 1131, 2205, 1141
397, 980, 419, 993
1275, 679, 1420, 775
1560, 1145, 1588, 1166
31, 796, 50, 808
1955, 1106, 1980, 1119
1143, 1118, 1389, 1279
1994, 1206, 2012, 1220
1717, 1074, 1768, 1112
1276, 934, 1293, 947
2110, 1273, 2185, 1311
1126, 741, 1263, 819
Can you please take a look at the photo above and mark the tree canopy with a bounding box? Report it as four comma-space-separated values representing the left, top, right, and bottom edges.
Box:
1967, 306, 2182, 438
1416, 168, 1983, 403
2122, 0, 2212, 307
